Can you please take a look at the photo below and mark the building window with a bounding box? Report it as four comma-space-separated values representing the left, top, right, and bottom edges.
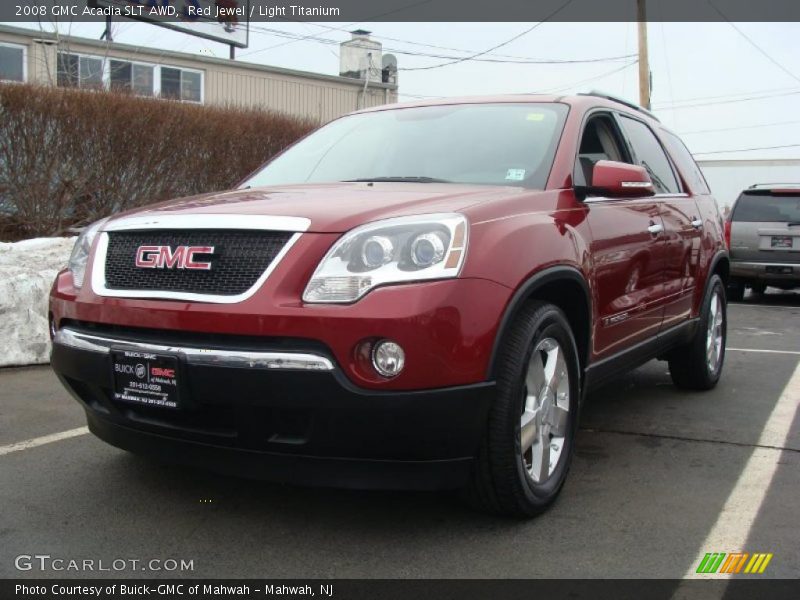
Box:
0, 43, 26, 82
161, 67, 202, 103
57, 53, 103, 89
133, 64, 154, 96
109, 59, 154, 96
55, 51, 202, 103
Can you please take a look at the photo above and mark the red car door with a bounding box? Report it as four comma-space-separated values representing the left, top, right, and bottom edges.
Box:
576, 112, 669, 359
616, 115, 701, 330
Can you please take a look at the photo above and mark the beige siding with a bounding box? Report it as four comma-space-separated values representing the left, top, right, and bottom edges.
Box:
0, 26, 397, 123
29, 41, 57, 85
204, 68, 391, 122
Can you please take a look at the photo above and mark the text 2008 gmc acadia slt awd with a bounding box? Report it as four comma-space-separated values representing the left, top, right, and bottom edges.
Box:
50, 94, 728, 517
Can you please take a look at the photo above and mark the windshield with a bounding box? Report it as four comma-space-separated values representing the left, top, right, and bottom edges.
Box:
243, 103, 569, 189
733, 192, 800, 223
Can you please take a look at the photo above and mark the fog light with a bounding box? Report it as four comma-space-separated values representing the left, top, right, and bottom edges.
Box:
372, 340, 405, 378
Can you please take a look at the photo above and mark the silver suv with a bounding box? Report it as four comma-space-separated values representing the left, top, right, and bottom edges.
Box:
726, 184, 800, 300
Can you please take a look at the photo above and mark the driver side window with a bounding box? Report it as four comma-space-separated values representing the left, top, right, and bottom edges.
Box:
574, 115, 629, 187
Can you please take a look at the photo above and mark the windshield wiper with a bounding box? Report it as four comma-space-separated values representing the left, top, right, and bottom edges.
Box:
787, 221, 800, 227
343, 176, 451, 183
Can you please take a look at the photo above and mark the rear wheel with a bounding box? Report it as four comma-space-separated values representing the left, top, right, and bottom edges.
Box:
668, 274, 727, 390
465, 301, 580, 517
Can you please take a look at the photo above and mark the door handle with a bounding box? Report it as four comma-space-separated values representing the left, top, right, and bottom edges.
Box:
691, 218, 703, 229
647, 222, 664, 235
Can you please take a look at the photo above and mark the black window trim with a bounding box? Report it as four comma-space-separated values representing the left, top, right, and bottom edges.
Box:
572, 107, 635, 193
613, 110, 686, 196
660, 127, 712, 196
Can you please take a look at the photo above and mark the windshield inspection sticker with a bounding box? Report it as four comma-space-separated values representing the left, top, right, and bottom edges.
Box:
506, 168, 526, 181
526, 113, 545, 121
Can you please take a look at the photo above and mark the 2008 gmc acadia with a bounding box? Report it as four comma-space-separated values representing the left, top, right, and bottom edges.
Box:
50, 93, 728, 516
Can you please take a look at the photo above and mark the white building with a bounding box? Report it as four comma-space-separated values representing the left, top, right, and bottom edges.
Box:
697, 159, 800, 209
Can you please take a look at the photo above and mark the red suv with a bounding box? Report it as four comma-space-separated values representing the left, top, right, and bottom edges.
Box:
50, 93, 728, 516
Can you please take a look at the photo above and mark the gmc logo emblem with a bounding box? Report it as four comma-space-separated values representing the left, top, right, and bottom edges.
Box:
135, 246, 215, 270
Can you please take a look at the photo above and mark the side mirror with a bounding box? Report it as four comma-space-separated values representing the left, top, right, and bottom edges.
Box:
578, 160, 656, 199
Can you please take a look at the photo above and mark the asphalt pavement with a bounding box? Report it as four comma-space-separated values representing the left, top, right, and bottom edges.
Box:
1, 290, 798, 579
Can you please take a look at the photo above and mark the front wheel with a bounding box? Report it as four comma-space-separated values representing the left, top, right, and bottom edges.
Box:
466, 301, 580, 517
668, 274, 727, 390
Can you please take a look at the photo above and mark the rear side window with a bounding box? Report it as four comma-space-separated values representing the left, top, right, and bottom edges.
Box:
732, 193, 800, 222
661, 130, 711, 194
618, 115, 680, 194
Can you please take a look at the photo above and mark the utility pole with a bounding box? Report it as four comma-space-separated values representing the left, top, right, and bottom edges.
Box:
637, 0, 650, 109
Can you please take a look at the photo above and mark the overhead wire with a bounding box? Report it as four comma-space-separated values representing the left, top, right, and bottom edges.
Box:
693, 143, 800, 155
241, 22, 634, 66
657, 89, 800, 110
398, 0, 575, 71
708, 0, 800, 85
538, 59, 639, 93
679, 119, 800, 135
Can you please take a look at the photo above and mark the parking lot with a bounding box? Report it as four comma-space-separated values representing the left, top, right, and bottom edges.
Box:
1, 291, 798, 579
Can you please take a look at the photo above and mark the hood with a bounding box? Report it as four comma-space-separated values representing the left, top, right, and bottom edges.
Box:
108, 182, 528, 233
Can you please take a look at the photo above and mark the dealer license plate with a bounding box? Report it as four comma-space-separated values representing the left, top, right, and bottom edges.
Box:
771, 236, 793, 249
111, 349, 180, 410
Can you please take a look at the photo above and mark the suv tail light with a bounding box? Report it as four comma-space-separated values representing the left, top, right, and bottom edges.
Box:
724, 220, 732, 248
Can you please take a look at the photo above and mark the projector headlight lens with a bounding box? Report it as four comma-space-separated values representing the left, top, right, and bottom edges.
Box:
303, 213, 468, 304
410, 232, 446, 267
361, 235, 394, 268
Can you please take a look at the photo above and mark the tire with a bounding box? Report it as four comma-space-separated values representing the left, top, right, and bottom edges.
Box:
668, 274, 727, 390
727, 279, 744, 302
465, 301, 581, 517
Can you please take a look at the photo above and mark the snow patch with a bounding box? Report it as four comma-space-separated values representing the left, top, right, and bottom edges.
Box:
0, 237, 76, 367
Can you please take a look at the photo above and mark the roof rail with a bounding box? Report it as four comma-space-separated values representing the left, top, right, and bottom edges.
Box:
578, 90, 661, 122
748, 183, 800, 190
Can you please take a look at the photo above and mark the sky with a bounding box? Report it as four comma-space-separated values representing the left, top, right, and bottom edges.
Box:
14, 19, 800, 161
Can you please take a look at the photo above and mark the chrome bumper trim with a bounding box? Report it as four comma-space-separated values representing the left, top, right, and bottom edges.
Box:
53, 328, 335, 372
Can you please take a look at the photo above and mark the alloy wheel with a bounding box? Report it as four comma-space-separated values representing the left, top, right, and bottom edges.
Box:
520, 337, 571, 483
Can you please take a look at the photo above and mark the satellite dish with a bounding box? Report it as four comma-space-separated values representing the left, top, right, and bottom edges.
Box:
382, 54, 397, 84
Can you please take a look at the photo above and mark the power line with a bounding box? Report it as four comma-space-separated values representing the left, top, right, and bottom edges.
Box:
399, 0, 575, 71
538, 59, 639, 93
694, 143, 800, 155
394, 50, 635, 65
399, 60, 639, 100
658, 89, 800, 110
680, 119, 800, 135
242, 22, 634, 66
281, 19, 631, 64
708, 0, 800, 86
241, 0, 437, 56
653, 85, 800, 108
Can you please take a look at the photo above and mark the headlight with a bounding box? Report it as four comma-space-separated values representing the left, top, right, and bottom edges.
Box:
303, 213, 468, 303
67, 218, 107, 288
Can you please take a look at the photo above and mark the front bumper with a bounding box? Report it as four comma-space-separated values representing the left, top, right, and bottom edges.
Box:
51, 326, 494, 490
730, 260, 800, 285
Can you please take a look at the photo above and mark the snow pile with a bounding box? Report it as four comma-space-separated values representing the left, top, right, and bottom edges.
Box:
0, 237, 75, 367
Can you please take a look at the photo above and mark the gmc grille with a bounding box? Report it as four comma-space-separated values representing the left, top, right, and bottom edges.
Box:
104, 230, 293, 296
